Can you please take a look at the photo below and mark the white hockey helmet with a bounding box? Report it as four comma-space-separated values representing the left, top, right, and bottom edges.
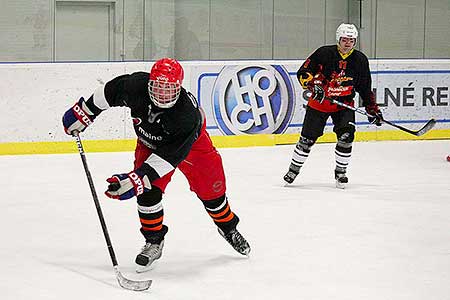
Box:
336, 23, 358, 43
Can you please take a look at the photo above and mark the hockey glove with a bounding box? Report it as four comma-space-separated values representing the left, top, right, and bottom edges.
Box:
105, 170, 152, 200
62, 97, 95, 135
307, 74, 327, 103
365, 102, 383, 126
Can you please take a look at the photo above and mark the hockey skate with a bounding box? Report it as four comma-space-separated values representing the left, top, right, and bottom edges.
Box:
218, 228, 251, 256
283, 165, 300, 184
135, 240, 164, 273
335, 170, 348, 189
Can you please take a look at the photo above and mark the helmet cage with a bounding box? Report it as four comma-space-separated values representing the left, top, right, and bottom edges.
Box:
148, 79, 181, 108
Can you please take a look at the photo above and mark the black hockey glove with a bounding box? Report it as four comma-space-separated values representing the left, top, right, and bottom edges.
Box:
307, 74, 327, 103
312, 84, 325, 102
365, 102, 383, 126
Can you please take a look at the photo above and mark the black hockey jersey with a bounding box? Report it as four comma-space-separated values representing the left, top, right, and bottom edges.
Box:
297, 45, 374, 112
85, 72, 202, 181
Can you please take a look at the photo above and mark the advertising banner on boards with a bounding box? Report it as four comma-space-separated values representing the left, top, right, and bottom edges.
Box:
190, 61, 449, 136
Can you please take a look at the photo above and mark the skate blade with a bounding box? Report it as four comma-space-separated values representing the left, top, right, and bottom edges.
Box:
233, 246, 251, 257
335, 181, 346, 189
242, 247, 251, 257
283, 179, 294, 187
136, 261, 157, 273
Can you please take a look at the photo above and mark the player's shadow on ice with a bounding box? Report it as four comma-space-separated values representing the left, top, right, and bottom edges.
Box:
35, 257, 124, 289
152, 254, 247, 279
36, 252, 245, 288
280, 182, 381, 190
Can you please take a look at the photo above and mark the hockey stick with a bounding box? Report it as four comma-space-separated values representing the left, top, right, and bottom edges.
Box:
325, 98, 436, 136
73, 132, 152, 291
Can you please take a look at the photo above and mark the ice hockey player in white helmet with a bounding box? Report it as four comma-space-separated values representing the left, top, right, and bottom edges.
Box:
336, 23, 358, 43
283, 23, 384, 189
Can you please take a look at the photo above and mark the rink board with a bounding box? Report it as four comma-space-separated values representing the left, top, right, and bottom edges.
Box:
0, 60, 448, 154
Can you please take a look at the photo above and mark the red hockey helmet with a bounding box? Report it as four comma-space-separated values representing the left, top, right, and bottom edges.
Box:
148, 58, 184, 108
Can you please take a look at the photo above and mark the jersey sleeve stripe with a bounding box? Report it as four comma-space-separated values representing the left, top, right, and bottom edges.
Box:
143, 153, 175, 178
93, 85, 110, 110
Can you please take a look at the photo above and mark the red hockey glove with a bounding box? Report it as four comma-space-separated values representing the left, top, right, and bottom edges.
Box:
62, 97, 95, 135
105, 170, 152, 200
365, 102, 383, 126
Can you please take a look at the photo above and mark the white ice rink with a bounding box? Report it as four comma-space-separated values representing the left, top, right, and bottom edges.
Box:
1, 140, 449, 300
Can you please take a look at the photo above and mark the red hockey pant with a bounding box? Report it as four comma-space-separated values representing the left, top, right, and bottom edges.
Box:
133, 126, 226, 200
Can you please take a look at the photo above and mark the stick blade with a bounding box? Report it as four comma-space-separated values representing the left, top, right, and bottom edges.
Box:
114, 267, 152, 291
415, 118, 436, 136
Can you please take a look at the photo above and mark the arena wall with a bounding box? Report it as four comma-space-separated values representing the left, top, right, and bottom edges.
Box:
0, 60, 449, 155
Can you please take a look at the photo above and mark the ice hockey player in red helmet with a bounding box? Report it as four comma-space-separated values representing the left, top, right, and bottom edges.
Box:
148, 57, 184, 108
63, 57, 250, 273
283, 23, 384, 189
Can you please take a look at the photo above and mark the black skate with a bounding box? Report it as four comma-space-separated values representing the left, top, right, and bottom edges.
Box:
135, 240, 164, 273
283, 165, 300, 184
218, 228, 251, 256
335, 170, 348, 189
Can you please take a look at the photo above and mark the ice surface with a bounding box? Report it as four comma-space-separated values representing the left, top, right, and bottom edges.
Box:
1, 140, 449, 299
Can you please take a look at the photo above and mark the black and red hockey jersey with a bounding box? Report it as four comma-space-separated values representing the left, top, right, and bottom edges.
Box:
84, 71, 203, 182
297, 45, 375, 113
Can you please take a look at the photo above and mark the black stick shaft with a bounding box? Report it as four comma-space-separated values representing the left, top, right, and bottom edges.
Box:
325, 97, 435, 136
74, 132, 118, 267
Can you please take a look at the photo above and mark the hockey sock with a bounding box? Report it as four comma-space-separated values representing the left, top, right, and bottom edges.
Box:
289, 136, 314, 172
335, 137, 352, 174
201, 195, 239, 233
137, 188, 167, 243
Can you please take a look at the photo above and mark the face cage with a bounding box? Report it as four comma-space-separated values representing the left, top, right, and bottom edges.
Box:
148, 80, 181, 108
338, 37, 357, 51
339, 36, 356, 44
336, 25, 358, 44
